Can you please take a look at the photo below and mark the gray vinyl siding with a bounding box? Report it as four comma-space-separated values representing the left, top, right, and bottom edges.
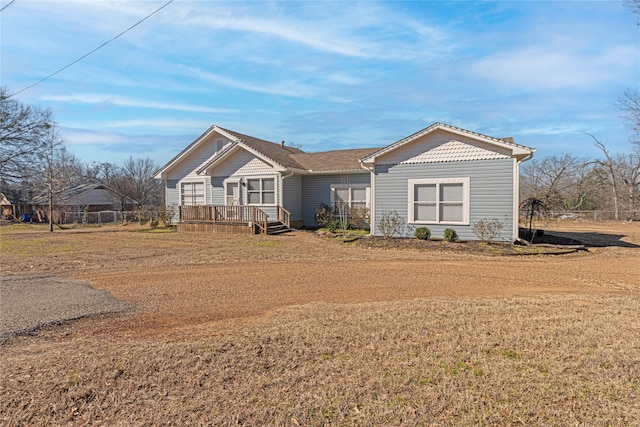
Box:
301, 173, 371, 227
283, 174, 303, 222
211, 177, 225, 205
164, 179, 179, 223
166, 180, 179, 206
373, 158, 515, 241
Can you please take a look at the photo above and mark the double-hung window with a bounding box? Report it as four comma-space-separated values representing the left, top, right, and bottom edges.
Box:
247, 177, 275, 205
181, 182, 205, 205
408, 178, 469, 224
330, 184, 370, 213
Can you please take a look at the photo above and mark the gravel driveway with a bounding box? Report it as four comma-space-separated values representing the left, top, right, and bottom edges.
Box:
0, 275, 132, 343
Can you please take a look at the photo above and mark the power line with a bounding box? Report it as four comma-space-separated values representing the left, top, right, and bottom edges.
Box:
8, 0, 175, 99
0, 0, 19, 13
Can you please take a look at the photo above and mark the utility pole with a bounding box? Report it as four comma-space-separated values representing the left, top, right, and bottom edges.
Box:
44, 123, 54, 232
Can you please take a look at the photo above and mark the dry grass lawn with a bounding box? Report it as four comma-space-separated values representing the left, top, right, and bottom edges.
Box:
1, 220, 639, 425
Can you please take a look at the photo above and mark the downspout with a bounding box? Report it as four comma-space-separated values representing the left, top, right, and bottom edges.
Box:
360, 162, 375, 236
514, 151, 534, 241
280, 170, 295, 207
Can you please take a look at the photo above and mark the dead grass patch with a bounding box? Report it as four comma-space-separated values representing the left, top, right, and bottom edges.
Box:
2, 295, 639, 425
1, 221, 639, 425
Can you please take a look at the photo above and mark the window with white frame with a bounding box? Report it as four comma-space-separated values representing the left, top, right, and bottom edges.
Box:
247, 177, 275, 205
330, 184, 370, 213
181, 181, 205, 205
408, 178, 469, 224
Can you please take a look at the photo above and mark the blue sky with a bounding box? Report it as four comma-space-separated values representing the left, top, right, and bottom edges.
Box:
1, 0, 638, 167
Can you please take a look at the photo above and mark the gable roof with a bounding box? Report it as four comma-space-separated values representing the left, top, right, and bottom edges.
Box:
30, 183, 137, 205
153, 125, 230, 178
360, 122, 534, 164
155, 125, 307, 178
0, 189, 28, 205
0, 192, 12, 206
156, 122, 535, 179
216, 127, 306, 170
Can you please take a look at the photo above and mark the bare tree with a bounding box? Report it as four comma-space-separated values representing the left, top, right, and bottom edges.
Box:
617, 88, 640, 143
120, 157, 162, 209
82, 161, 121, 184
590, 135, 621, 219
614, 148, 640, 217
520, 154, 595, 210
0, 87, 54, 186
35, 125, 65, 231
625, 0, 640, 25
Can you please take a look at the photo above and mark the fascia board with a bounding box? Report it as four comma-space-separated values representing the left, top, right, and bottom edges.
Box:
238, 142, 287, 172
305, 169, 371, 175
359, 123, 440, 164
197, 141, 287, 175
360, 122, 535, 164
153, 125, 241, 179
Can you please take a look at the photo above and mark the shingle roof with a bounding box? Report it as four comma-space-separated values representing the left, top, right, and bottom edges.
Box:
157, 122, 535, 178
290, 148, 379, 173
30, 183, 136, 205
215, 127, 307, 170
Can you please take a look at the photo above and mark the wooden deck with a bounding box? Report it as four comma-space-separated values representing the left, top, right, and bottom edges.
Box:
178, 205, 291, 235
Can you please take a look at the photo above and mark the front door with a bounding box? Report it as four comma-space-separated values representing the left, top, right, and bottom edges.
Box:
226, 182, 240, 206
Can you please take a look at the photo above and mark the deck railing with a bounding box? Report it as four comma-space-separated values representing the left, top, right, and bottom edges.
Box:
179, 205, 269, 233
277, 206, 291, 228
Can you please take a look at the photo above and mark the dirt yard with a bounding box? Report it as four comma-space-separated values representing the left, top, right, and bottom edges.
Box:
1, 220, 639, 425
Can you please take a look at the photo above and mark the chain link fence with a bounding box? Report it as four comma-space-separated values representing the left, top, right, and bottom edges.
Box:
547, 210, 639, 221
62, 211, 160, 225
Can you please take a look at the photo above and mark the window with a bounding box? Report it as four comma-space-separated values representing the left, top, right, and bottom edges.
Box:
331, 184, 370, 213
247, 177, 275, 205
408, 178, 469, 224
181, 182, 204, 205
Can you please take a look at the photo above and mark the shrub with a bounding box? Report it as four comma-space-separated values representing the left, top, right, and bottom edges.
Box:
314, 203, 335, 228
349, 206, 370, 231
472, 218, 504, 244
443, 228, 458, 242
378, 210, 405, 238
327, 218, 342, 233
414, 227, 431, 240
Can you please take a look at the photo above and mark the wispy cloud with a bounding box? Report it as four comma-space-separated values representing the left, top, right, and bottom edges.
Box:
175, 2, 449, 61
185, 66, 320, 98
3, 0, 635, 165
62, 126, 193, 147
469, 45, 637, 90
42, 94, 236, 114
104, 119, 213, 130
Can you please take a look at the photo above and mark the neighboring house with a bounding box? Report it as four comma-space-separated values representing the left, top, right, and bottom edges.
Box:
1, 189, 34, 220
154, 122, 535, 241
29, 183, 137, 222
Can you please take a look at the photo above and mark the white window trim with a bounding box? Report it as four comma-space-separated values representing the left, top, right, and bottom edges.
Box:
407, 177, 470, 225
245, 176, 277, 206
180, 180, 206, 206
330, 184, 371, 208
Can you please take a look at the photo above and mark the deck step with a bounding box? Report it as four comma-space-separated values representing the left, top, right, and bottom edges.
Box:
266, 221, 293, 235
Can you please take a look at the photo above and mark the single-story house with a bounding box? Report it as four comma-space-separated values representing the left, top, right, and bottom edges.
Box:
154, 122, 535, 241
1, 189, 30, 219
29, 183, 137, 222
